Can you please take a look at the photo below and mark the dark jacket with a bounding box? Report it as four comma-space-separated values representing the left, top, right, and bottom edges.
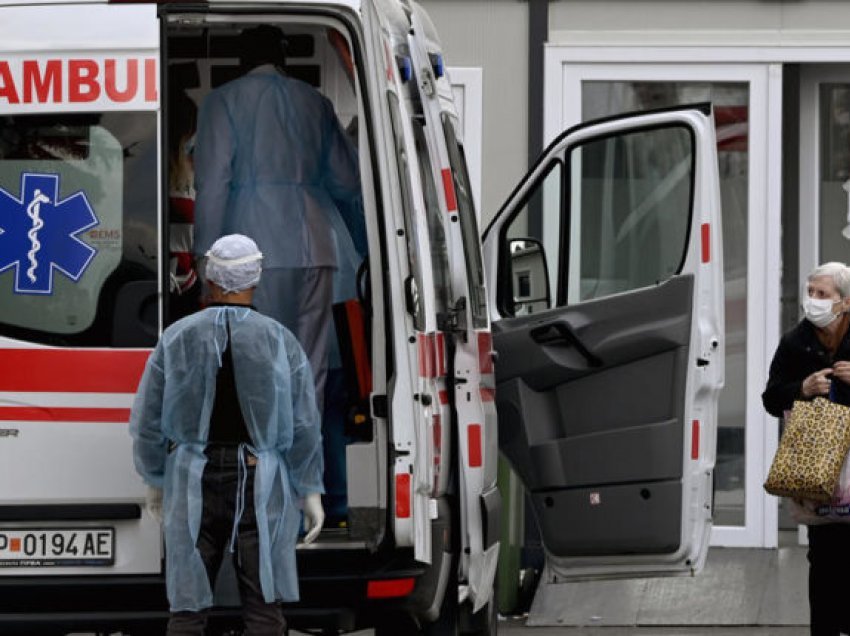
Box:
762, 319, 850, 418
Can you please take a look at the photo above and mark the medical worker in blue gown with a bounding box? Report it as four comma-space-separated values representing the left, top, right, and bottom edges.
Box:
192, 25, 365, 414
130, 234, 325, 636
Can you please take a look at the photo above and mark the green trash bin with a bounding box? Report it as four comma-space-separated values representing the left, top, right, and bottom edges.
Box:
496, 454, 524, 615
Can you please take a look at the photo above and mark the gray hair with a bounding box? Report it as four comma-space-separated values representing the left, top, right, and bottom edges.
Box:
808, 262, 850, 298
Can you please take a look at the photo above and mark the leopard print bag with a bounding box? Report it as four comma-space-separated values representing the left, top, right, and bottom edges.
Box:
764, 396, 850, 502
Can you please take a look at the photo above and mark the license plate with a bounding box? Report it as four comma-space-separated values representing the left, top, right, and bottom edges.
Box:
0, 528, 114, 567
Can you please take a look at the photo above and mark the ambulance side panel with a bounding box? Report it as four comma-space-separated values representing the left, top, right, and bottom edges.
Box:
0, 3, 162, 579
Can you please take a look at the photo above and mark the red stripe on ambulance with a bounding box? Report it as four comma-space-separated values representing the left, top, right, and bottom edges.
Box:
0, 349, 149, 393
0, 407, 131, 423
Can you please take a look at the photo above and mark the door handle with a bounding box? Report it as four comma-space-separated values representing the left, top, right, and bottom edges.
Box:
529, 321, 602, 367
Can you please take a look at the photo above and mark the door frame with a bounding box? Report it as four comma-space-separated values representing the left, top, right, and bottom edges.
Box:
449, 66, 484, 217
799, 65, 850, 294
543, 51, 782, 548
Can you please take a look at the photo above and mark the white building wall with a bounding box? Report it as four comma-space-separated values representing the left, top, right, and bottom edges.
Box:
551, 1, 850, 31
549, 1, 850, 44
418, 0, 528, 224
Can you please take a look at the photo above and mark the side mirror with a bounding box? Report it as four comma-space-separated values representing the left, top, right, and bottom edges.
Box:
508, 238, 551, 315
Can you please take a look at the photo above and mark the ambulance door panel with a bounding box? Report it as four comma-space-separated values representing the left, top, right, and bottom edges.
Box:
483, 105, 724, 578
494, 275, 693, 555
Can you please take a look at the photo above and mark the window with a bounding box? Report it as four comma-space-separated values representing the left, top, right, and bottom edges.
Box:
412, 119, 452, 317
441, 116, 487, 328
387, 94, 425, 330
499, 124, 694, 313
567, 125, 694, 303
500, 160, 562, 315
0, 112, 158, 347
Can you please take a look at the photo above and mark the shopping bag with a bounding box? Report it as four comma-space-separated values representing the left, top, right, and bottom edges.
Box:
763, 396, 850, 502
788, 446, 850, 524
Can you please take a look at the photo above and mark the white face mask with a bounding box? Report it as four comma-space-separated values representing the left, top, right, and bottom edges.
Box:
804, 296, 841, 328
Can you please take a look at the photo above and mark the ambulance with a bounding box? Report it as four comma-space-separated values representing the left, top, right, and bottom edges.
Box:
0, 0, 725, 633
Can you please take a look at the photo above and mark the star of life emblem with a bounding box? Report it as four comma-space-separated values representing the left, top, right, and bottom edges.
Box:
0, 173, 98, 295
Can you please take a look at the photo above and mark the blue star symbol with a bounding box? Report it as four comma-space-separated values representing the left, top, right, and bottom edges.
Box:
0, 173, 98, 295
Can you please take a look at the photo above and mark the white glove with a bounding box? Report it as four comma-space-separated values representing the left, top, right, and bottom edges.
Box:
146, 486, 163, 524
301, 493, 325, 544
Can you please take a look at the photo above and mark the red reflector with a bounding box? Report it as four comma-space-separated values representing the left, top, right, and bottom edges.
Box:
367, 578, 416, 599
441, 168, 458, 212
478, 332, 493, 374
468, 424, 482, 467
395, 473, 411, 518
701, 223, 710, 263
691, 420, 700, 460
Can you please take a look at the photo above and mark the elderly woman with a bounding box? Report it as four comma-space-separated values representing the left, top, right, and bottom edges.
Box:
763, 261, 850, 636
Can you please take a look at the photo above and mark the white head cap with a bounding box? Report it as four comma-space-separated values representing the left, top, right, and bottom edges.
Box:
205, 234, 263, 293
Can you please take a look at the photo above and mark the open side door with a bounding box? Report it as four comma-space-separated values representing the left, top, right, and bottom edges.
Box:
482, 105, 724, 580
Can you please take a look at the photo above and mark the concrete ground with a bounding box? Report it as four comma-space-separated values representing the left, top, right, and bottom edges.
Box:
498, 625, 808, 635
292, 622, 809, 635
522, 535, 809, 629
292, 530, 812, 634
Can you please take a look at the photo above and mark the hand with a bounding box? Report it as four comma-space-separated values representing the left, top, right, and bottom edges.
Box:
146, 486, 163, 524
301, 493, 325, 545
833, 361, 850, 385
802, 368, 833, 398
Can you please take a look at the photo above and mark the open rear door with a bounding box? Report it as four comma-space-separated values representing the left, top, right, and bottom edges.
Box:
482, 105, 724, 580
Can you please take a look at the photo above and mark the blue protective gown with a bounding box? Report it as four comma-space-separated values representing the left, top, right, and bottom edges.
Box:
130, 306, 323, 612
192, 65, 364, 268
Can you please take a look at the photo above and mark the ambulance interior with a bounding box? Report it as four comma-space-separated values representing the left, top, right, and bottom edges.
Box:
163, 17, 379, 543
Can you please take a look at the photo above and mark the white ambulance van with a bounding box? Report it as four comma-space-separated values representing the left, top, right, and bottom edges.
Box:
0, 0, 724, 633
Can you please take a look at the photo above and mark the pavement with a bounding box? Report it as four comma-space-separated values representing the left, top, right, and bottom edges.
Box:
293, 627, 808, 635
82, 533, 814, 635
521, 535, 809, 629
302, 530, 812, 634
497, 625, 808, 635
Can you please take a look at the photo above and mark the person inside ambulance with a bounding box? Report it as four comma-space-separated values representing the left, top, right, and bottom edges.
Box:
167, 84, 200, 321
129, 234, 325, 635
192, 24, 365, 415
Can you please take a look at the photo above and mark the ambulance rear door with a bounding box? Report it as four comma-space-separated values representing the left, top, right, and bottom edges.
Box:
482, 105, 724, 581
0, 2, 161, 575
407, 6, 500, 613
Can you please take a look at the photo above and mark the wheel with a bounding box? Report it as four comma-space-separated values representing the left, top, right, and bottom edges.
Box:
514, 567, 539, 615
373, 612, 423, 635
459, 585, 498, 636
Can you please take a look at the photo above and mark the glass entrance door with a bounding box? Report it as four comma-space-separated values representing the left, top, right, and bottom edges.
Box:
800, 66, 850, 285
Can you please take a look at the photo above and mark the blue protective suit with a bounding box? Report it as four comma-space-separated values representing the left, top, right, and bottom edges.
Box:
192, 65, 364, 268
130, 306, 323, 612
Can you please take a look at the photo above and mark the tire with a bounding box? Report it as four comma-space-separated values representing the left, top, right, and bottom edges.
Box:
514, 567, 539, 615
421, 579, 459, 636
459, 587, 498, 636
374, 563, 461, 635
